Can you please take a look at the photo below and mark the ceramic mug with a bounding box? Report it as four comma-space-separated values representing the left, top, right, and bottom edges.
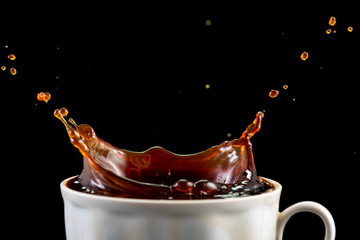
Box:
61, 177, 335, 240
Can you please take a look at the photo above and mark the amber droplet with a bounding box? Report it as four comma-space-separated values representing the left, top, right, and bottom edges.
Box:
8, 54, 16, 60
283, 84, 288, 90
329, 16, 336, 26
348, 26, 353, 32
45, 93, 51, 102
171, 179, 194, 194
1, 66, 6, 71
37, 92, 51, 103
10, 67, 17, 75
300, 51, 309, 61
326, 29, 332, 34
59, 107, 69, 116
37, 92, 44, 101
269, 90, 279, 98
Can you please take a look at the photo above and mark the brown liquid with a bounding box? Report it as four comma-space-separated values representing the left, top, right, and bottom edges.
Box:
329, 16, 336, 26
300, 51, 309, 61
269, 90, 279, 98
37, 92, 51, 103
8, 54, 16, 60
10, 67, 17, 75
55, 108, 273, 199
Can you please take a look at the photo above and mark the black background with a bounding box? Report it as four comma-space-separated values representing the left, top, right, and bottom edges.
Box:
2, 3, 359, 239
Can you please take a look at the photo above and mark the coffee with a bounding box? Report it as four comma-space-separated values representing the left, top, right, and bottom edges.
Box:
55, 108, 273, 199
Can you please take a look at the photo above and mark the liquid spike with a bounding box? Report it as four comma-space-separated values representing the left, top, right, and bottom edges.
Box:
69, 118, 77, 128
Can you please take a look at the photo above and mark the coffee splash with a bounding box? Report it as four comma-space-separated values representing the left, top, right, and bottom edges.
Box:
55, 108, 272, 199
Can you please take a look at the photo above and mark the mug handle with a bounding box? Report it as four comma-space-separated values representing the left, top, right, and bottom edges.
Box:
276, 201, 336, 240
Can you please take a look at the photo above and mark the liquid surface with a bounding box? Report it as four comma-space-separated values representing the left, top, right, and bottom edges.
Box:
55, 109, 273, 199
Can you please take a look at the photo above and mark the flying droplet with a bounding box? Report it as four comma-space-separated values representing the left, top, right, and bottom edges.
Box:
326, 29, 332, 34
10, 67, 17, 75
300, 51, 309, 61
59, 107, 68, 116
283, 85, 288, 90
348, 26, 353, 32
37, 92, 51, 103
1, 66, 6, 71
269, 90, 279, 98
205, 19, 212, 26
205, 84, 210, 89
8, 54, 16, 60
329, 16, 336, 26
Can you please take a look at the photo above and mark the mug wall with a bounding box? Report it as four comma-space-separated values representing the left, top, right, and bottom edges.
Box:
61, 177, 281, 240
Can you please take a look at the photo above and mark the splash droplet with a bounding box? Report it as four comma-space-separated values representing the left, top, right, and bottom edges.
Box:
10, 67, 17, 75
37, 92, 51, 103
60, 107, 69, 116
329, 16, 336, 26
269, 90, 279, 98
7, 54, 16, 60
300, 51, 309, 61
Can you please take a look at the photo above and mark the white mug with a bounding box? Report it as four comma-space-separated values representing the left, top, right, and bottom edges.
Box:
61, 177, 335, 240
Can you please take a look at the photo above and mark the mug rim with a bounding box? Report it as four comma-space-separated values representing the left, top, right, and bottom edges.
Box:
60, 176, 282, 205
